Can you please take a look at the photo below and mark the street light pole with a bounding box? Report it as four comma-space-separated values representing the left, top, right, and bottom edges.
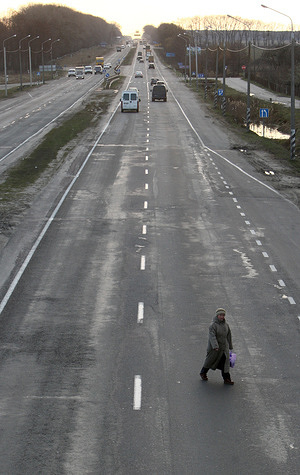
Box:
214, 34, 219, 109
178, 34, 188, 84
19, 34, 30, 91
261, 4, 295, 160
3, 34, 16, 97
222, 31, 227, 115
205, 28, 209, 99
228, 15, 251, 131
195, 33, 199, 89
28, 35, 39, 87
42, 38, 51, 84
50, 38, 60, 79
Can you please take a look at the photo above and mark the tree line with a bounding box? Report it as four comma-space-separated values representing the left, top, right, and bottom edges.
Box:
0, 4, 121, 73
143, 18, 300, 98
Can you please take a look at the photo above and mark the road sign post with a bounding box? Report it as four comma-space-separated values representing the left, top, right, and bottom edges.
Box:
259, 108, 269, 138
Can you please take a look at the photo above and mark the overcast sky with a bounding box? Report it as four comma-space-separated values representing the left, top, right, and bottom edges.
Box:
1, 1, 299, 36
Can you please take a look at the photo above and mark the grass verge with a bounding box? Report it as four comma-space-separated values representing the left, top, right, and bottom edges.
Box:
0, 75, 125, 198
188, 78, 300, 174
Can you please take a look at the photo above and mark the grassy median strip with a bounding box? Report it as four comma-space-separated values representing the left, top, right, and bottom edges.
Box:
0, 78, 124, 199
1, 107, 95, 194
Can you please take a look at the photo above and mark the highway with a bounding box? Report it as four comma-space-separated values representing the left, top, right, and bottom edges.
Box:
0, 50, 299, 474
0, 48, 123, 172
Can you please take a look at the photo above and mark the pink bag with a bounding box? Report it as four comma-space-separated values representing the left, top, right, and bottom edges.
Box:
229, 351, 236, 368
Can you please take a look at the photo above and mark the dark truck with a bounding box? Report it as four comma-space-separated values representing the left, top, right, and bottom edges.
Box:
152, 84, 168, 102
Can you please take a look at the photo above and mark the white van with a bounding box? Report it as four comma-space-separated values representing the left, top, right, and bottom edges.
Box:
120, 89, 140, 112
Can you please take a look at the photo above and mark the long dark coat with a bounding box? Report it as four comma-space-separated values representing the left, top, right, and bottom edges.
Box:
203, 316, 233, 373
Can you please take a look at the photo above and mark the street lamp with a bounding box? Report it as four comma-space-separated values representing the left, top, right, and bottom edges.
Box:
193, 31, 200, 89
28, 35, 39, 87
184, 33, 192, 84
178, 34, 188, 84
212, 30, 227, 114
50, 39, 60, 79
42, 38, 51, 84
3, 34, 16, 97
261, 4, 295, 160
212, 32, 220, 109
19, 34, 30, 90
228, 15, 252, 131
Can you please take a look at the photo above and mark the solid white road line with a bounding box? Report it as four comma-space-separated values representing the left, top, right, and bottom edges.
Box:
140, 255, 146, 270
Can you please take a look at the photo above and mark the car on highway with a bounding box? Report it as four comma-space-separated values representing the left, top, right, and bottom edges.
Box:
152, 84, 168, 101
94, 66, 102, 74
104, 63, 112, 69
84, 66, 93, 74
149, 62, 155, 69
150, 77, 159, 85
120, 89, 141, 112
75, 67, 84, 79
67, 68, 76, 77
135, 71, 143, 78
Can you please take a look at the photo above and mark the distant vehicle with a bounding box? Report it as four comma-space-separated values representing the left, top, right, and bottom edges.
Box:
84, 65, 93, 74
104, 63, 112, 69
120, 89, 141, 112
150, 77, 159, 85
67, 68, 76, 77
138, 58, 144, 63
96, 56, 104, 67
152, 84, 168, 101
121, 45, 125, 49
75, 67, 84, 79
148, 55, 154, 63
116, 46, 121, 52
149, 62, 155, 69
135, 71, 143, 78
94, 65, 102, 74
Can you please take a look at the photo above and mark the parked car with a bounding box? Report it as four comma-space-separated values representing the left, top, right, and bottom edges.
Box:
152, 84, 168, 101
94, 66, 102, 74
67, 68, 76, 77
84, 65, 93, 74
135, 71, 143, 78
120, 89, 141, 112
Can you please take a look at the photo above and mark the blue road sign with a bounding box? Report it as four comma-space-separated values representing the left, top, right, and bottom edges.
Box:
105, 73, 110, 78
218, 89, 223, 96
260, 108, 269, 118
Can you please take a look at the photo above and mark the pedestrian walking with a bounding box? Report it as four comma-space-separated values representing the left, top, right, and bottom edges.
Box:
200, 308, 234, 385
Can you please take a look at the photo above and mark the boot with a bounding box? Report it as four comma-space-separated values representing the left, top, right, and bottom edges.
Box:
223, 373, 234, 385
200, 368, 208, 381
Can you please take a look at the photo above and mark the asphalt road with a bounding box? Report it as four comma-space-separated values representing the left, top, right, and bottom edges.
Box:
0, 52, 299, 474
226, 77, 300, 108
0, 48, 124, 172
